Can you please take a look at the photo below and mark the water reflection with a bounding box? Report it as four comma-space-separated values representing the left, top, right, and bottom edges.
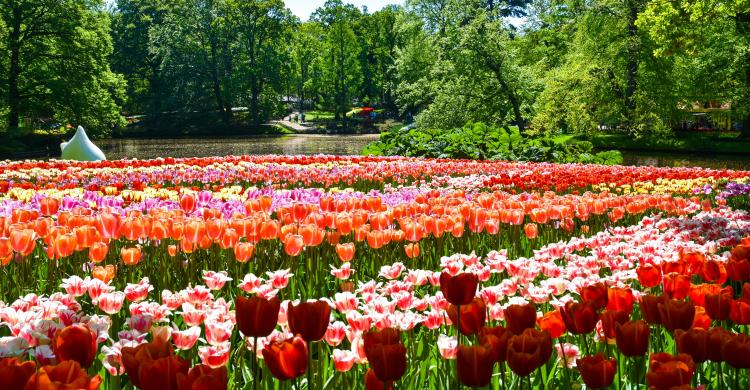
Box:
98, 134, 379, 160
97, 135, 750, 171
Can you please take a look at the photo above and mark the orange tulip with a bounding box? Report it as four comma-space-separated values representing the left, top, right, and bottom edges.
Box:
537, 310, 565, 339
263, 337, 307, 380
88, 241, 108, 263
92, 265, 116, 284
39, 197, 60, 216
121, 246, 142, 266
404, 243, 420, 259
336, 243, 355, 262
283, 234, 304, 257
24, 361, 101, 390
234, 242, 255, 263
122, 339, 188, 389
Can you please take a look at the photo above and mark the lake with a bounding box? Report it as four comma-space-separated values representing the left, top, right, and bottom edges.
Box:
94, 134, 750, 170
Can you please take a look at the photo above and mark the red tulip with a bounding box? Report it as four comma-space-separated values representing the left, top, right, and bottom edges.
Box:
560, 301, 598, 335
701, 259, 727, 283
615, 320, 650, 357
636, 264, 662, 288
447, 298, 486, 336
674, 328, 710, 363
707, 327, 733, 362
439, 272, 478, 306
723, 332, 750, 368
176, 365, 228, 390
53, 324, 97, 368
577, 353, 617, 389
730, 297, 750, 325
599, 310, 629, 339
506, 329, 552, 377
363, 328, 407, 383
262, 337, 307, 380
478, 326, 511, 363
646, 353, 695, 390
235, 296, 280, 338
0, 358, 36, 390
658, 298, 696, 332
726, 257, 750, 282
287, 300, 331, 342
504, 302, 537, 335
662, 273, 691, 300
456, 345, 494, 387
704, 286, 733, 320
580, 283, 608, 310
364, 368, 393, 390
122, 339, 187, 389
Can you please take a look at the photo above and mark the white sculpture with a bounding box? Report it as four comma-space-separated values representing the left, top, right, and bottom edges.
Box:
60, 126, 106, 161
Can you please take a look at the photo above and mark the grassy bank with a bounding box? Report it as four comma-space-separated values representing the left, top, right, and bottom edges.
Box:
586, 132, 750, 155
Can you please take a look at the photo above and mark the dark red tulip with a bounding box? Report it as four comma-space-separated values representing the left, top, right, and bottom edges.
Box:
658, 298, 695, 332
743, 282, 750, 299
704, 286, 733, 320
122, 339, 187, 389
600, 310, 629, 339
707, 327, 733, 362
364, 368, 393, 390
730, 297, 750, 325
646, 353, 695, 390
636, 264, 662, 288
606, 287, 635, 314
447, 298, 486, 335
478, 326, 511, 363
504, 302, 537, 335
723, 332, 750, 368
580, 283, 608, 310
560, 301, 598, 335
176, 364, 227, 390
700, 259, 727, 283
663, 273, 691, 300
263, 336, 307, 380
726, 257, 750, 282
615, 320, 650, 357
456, 344, 494, 387
440, 272, 478, 306
287, 300, 331, 342
577, 353, 617, 389
0, 358, 36, 390
674, 328, 710, 363
235, 296, 280, 338
506, 329, 552, 377
53, 324, 97, 368
536, 310, 565, 339
640, 294, 667, 325
363, 328, 407, 383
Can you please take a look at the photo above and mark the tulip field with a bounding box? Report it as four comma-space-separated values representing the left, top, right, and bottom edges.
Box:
3, 155, 750, 390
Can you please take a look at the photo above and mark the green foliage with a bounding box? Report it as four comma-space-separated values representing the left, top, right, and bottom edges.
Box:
364, 122, 623, 164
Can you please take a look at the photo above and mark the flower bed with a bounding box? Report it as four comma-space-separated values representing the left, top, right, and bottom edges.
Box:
1, 155, 750, 390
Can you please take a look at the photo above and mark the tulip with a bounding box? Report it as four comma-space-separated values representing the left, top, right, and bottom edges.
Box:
121, 246, 142, 266
599, 310, 629, 339
663, 273, 691, 300
53, 324, 97, 368
440, 272, 478, 306
707, 327, 733, 362
636, 264, 662, 288
139, 356, 193, 390
506, 328, 552, 377
456, 344, 494, 387
577, 353, 617, 389
704, 286, 733, 320
262, 337, 308, 380
177, 364, 228, 390
447, 298, 486, 336
122, 339, 186, 389
364, 368, 393, 390
0, 358, 36, 390
658, 299, 696, 332
560, 301, 598, 335
504, 302, 537, 335
607, 287, 635, 313
614, 320, 650, 357
235, 296, 280, 338
478, 326, 511, 363
638, 294, 665, 325
580, 283, 608, 310
335, 242, 355, 262
723, 333, 750, 369
287, 300, 331, 342
536, 310, 566, 339
363, 328, 407, 383
24, 361, 102, 390
727, 256, 750, 282
646, 353, 695, 390
674, 328, 710, 363
730, 297, 750, 325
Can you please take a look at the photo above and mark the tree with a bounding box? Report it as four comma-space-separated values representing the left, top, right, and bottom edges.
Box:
637, 0, 750, 137
291, 22, 325, 112
1, 0, 125, 135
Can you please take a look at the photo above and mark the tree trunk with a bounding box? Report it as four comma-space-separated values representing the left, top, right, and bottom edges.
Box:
737, 12, 750, 138
209, 39, 228, 125
7, 7, 22, 130
624, 0, 639, 117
